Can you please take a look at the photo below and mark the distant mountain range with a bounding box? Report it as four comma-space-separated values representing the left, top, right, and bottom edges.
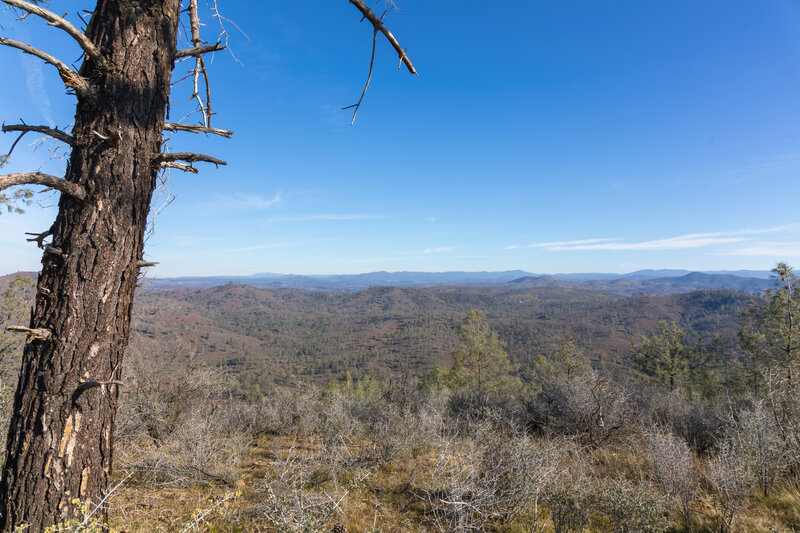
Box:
137, 269, 776, 295
506, 272, 772, 295
1, 268, 777, 296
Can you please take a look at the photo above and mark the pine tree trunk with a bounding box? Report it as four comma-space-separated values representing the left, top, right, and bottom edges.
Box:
0, 1, 180, 529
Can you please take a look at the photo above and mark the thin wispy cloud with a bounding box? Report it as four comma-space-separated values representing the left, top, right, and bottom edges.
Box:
422, 246, 456, 254
266, 214, 381, 223
505, 238, 619, 250
510, 224, 800, 252
223, 192, 282, 210
550, 234, 745, 251
720, 243, 800, 257
21, 55, 54, 128
734, 152, 800, 182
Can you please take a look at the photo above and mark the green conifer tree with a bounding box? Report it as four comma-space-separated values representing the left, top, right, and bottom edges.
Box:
449, 310, 519, 396
740, 262, 800, 386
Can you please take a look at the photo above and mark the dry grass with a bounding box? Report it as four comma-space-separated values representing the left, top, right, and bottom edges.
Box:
104, 434, 800, 533
109, 436, 441, 532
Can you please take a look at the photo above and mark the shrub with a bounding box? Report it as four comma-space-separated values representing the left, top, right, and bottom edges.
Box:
251, 441, 370, 532
536, 366, 638, 446
648, 430, 696, 531
706, 441, 752, 533
592, 477, 669, 533
115, 342, 246, 487
641, 388, 726, 455
544, 474, 592, 533
414, 422, 562, 532
728, 399, 786, 498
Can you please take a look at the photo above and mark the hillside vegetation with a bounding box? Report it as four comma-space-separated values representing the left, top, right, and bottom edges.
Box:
2, 269, 799, 532
129, 284, 752, 398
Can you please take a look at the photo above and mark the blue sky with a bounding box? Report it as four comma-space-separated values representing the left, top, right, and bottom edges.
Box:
2, 0, 800, 276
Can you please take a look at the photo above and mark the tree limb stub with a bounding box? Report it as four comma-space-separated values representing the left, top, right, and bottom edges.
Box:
74, 380, 124, 394
1, 0, 101, 60
163, 123, 233, 138
72, 380, 124, 405
2, 124, 74, 146
0, 172, 88, 201
156, 152, 226, 166
159, 161, 199, 173
175, 43, 225, 59
347, 0, 416, 75
0, 37, 93, 99
43, 245, 63, 257
6, 325, 52, 341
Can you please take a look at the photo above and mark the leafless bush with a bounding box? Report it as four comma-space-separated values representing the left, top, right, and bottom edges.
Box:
648, 430, 696, 531
706, 442, 752, 533
537, 368, 638, 446
493, 433, 562, 528
117, 341, 227, 442
592, 477, 669, 533
447, 386, 521, 420
319, 389, 361, 448
727, 399, 785, 498
414, 425, 562, 532
248, 388, 322, 437
119, 411, 248, 487
371, 391, 450, 462
760, 367, 800, 483
642, 388, 725, 454
414, 434, 499, 532
250, 441, 370, 532
371, 406, 426, 461
544, 474, 592, 533
116, 340, 247, 487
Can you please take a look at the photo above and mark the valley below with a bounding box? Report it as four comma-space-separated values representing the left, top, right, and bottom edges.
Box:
129, 277, 755, 396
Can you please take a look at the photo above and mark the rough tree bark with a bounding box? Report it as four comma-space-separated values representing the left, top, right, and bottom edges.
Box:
0, 2, 183, 529
0, 1, 413, 530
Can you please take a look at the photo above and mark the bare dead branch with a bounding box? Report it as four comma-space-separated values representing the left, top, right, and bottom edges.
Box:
156, 152, 226, 166
2, 123, 74, 146
175, 43, 225, 59
136, 260, 159, 267
187, 0, 213, 127
0, 130, 26, 166
0, 37, 93, 98
0, 172, 87, 200
1, 0, 101, 60
163, 122, 233, 138
209, 0, 248, 63
343, 28, 378, 125
200, 55, 212, 121
347, 0, 416, 75
25, 229, 52, 248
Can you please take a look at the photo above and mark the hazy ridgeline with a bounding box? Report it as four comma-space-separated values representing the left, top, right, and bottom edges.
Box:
1, 267, 799, 531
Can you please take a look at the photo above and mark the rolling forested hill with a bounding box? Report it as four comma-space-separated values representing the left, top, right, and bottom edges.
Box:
129, 283, 756, 398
